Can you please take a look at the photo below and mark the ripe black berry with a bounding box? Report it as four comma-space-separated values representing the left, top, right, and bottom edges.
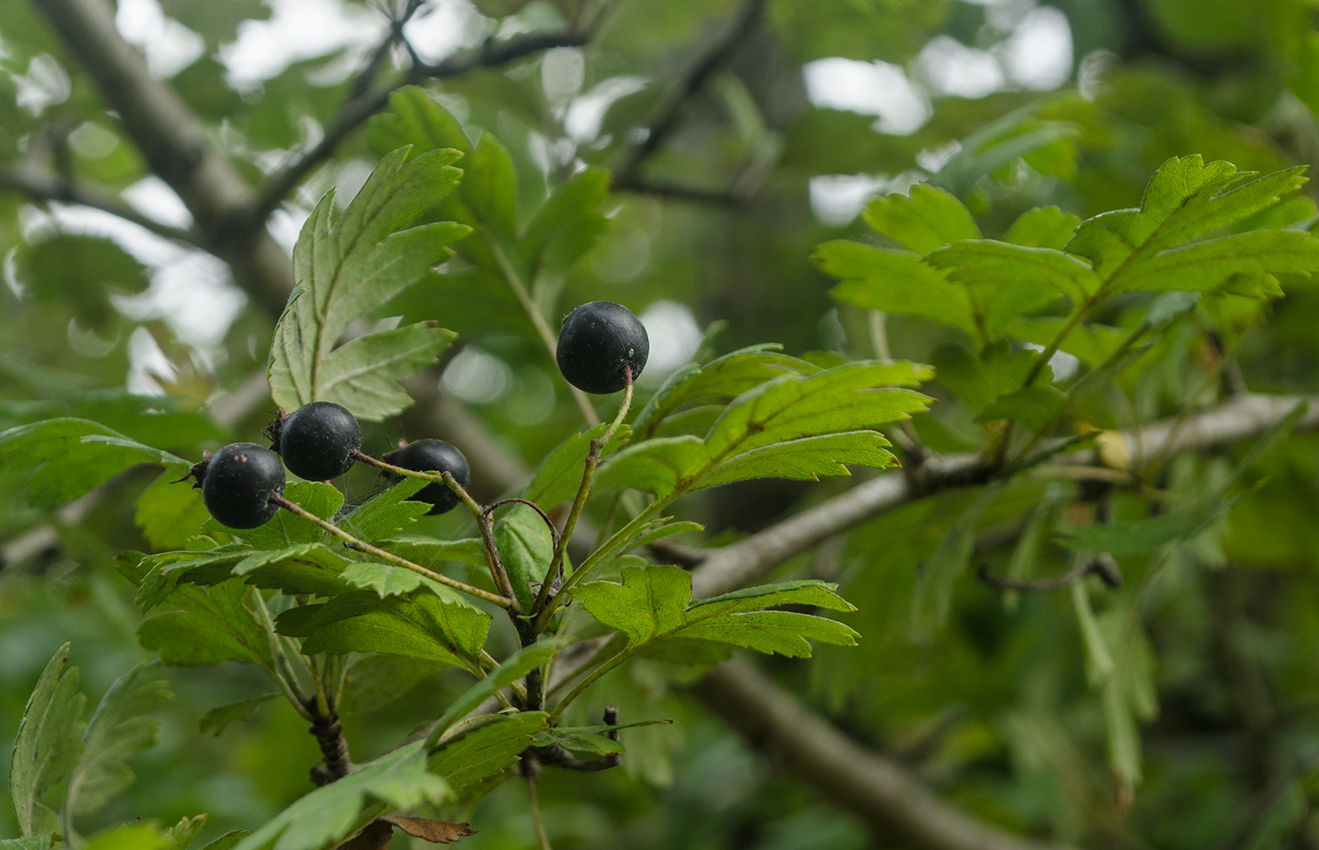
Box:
270, 401, 361, 481
556, 301, 648, 394
382, 439, 470, 515
199, 443, 285, 529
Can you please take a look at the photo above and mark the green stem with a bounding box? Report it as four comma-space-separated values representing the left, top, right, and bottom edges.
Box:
483, 230, 600, 426
246, 588, 315, 719
272, 494, 514, 609
531, 378, 634, 620
547, 642, 629, 724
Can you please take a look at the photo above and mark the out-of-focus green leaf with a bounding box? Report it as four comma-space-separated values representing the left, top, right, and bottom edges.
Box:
66, 662, 171, 818
976, 385, 1067, 432
198, 694, 279, 737
10, 643, 85, 837
16, 234, 148, 331
861, 184, 980, 253
1005, 207, 1082, 250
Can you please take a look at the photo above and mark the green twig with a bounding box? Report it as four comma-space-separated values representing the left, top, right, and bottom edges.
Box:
272, 494, 514, 608
531, 378, 634, 620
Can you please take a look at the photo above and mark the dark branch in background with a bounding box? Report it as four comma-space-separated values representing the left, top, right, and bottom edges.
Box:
610, 0, 766, 198
251, 28, 592, 225
696, 659, 1078, 850
977, 553, 1123, 593
0, 162, 200, 245
612, 179, 747, 207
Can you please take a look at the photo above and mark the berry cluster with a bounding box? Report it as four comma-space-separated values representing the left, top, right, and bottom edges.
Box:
188, 301, 646, 530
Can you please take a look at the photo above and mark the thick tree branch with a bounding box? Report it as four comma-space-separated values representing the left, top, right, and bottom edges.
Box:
612, 0, 766, 187
0, 162, 200, 245
252, 29, 591, 225
30, 0, 294, 319
695, 658, 1077, 850
689, 393, 1319, 598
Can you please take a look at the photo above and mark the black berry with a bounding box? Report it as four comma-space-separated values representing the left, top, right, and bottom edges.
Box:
383, 439, 470, 515
269, 401, 361, 481
556, 301, 648, 394
199, 443, 285, 529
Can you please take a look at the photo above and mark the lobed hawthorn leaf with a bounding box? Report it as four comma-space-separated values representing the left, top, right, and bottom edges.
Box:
698, 431, 899, 489
815, 241, 978, 336
861, 183, 980, 254
0, 837, 55, 850
138, 580, 276, 670
10, 643, 86, 837
268, 146, 467, 421
340, 477, 430, 541
429, 712, 548, 797
212, 482, 344, 550
66, 661, 172, 819
1005, 206, 1082, 250
231, 742, 448, 850
276, 585, 489, 672
379, 537, 488, 572
631, 345, 819, 440
571, 566, 858, 658
523, 421, 628, 508
0, 419, 188, 508
925, 241, 1100, 325
1107, 229, 1319, 294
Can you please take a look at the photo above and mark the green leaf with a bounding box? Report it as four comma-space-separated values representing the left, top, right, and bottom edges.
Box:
911, 485, 1003, 633
816, 241, 977, 336
379, 537, 488, 572
522, 166, 609, 277
198, 694, 280, 736
231, 742, 447, 850
268, 147, 468, 421
976, 385, 1067, 432
276, 587, 489, 670
138, 581, 276, 670
197, 831, 249, 850
66, 661, 172, 818
631, 345, 818, 440
315, 324, 456, 417
493, 504, 553, 612
340, 478, 430, 541
10, 643, 86, 837
930, 343, 996, 413
16, 233, 149, 331
1005, 206, 1082, 250
80, 825, 170, 850
429, 713, 548, 797
230, 543, 350, 598
461, 132, 518, 240
594, 436, 709, 498
369, 87, 470, 157
700, 431, 898, 488
926, 241, 1101, 307
1069, 158, 1310, 290
572, 566, 857, 658
861, 183, 980, 253
0, 836, 55, 850
136, 471, 209, 551
1106, 230, 1319, 294
427, 642, 562, 743
524, 422, 611, 508
0, 419, 188, 507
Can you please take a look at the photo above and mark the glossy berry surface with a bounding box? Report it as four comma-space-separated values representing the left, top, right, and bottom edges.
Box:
201, 443, 285, 529
383, 439, 470, 515
274, 401, 361, 480
556, 301, 649, 394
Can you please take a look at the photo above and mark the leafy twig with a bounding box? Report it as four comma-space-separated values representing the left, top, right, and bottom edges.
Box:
976, 554, 1123, 593
271, 493, 513, 608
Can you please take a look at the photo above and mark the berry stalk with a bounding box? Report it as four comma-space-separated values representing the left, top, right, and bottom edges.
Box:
530, 374, 634, 621
271, 494, 514, 609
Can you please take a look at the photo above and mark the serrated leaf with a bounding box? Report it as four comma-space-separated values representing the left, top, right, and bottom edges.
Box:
231, 742, 447, 850
461, 132, 517, 240
1107, 230, 1319, 294
1005, 207, 1081, 250
317, 324, 457, 417
593, 436, 709, 498
700, 431, 898, 488
0, 836, 55, 850
427, 642, 562, 743
861, 183, 980, 253
136, 471, 209, 550
379, 537, 488, 572
268, 147, 468, 421
161, 814, 208, 850
10, 643, 86, 837
631, 345, 817, 440
276, 587, 489, 670
523, 422, 611, 508
231, 543, 351, 598
429, 713, 548, 796
571, 566, 857, 658
0, 419, 188, 507
67, 662, 172, 818
138, 581, 276, 670
926, 241, 1101, 308
340, 478, 430, 540
815, 241, 977, 336
198, 694, 280, 736
492, 504, 553, 612
522, 166, 609, 277
368, 87, 470, 157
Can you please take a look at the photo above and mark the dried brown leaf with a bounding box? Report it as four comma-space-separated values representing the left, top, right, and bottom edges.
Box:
383, 817, 476, 844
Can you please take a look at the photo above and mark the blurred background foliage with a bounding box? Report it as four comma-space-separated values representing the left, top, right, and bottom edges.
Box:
5, 0, 1319, 848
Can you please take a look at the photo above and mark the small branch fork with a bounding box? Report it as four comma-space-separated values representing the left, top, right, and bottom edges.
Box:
977, 553, 1124, 593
